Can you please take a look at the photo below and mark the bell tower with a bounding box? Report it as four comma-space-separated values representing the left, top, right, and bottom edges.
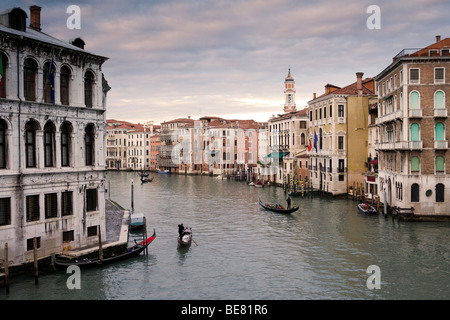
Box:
284, 68, 296, 113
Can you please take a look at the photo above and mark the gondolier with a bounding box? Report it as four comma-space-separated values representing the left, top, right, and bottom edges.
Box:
286, 196, 292, 209
178, 223, 184, 239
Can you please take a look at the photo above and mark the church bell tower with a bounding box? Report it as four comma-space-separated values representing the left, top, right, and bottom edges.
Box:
284, 68, 296, 113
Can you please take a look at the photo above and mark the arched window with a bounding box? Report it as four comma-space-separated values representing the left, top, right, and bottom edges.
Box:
411, 183, 420, 202
0, 119, 7, 168
436, 156, 445, 173
24, 58, 38, 101
60, 65, 71, 105
301, 133, 305, 145
435, 122, 444, 141
411, 156, 419, 172
60, 122, 72, 167
84, 71, 94, 108
25, 121, 37, 167
44, 122, 55, 167
85, 124, 95, 165
1, 52, 8, 99
43, 61, 55, 104
434, 91, 445, 109
436, 183, 445, 202
409, 91, 420, 109
410, 123, 420, 141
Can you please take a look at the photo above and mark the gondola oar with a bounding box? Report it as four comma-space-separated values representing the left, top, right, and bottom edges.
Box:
192, 238, 198, 246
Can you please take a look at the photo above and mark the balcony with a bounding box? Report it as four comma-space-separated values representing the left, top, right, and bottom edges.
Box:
434, 140, 448, 149
395, 141, 410, 149
409, 109, 422, 118
409, 140, 423, 150
434, 108, 448, 117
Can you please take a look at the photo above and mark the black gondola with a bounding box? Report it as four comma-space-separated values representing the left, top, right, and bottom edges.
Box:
140, 177, 153, 183
52, 229, 156, 270
258, 199, 299, 214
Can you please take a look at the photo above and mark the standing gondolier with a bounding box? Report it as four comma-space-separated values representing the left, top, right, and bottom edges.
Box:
286, 196, 292, 209
178, 223, 184, 239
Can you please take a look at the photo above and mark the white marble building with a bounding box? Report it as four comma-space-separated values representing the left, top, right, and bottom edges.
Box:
0, 6, 110, 266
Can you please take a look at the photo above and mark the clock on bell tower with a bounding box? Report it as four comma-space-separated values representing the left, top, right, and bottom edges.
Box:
283, 68, 297, 113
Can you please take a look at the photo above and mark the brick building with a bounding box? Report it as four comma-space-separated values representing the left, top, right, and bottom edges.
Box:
375, 36, 450, 217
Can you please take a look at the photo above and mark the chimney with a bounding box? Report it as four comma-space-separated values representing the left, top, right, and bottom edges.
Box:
436, 35, 441, 42
356, 72, 364, 95
313, 93, 316, 99
30, 5, 42, 31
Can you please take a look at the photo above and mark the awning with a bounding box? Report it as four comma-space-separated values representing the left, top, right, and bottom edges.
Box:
207, 150, 219, 155
265, 152, 289, 158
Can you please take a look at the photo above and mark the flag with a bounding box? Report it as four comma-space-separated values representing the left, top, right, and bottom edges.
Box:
314, 130, 318, 152
0, 54, 3, 98
308, 139, 312, 152
48, 55, 55, 105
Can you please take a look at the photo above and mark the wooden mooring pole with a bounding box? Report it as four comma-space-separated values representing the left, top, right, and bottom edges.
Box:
4, 243, 9, 294
33, 237, 38, 285
98, 226, 103, 265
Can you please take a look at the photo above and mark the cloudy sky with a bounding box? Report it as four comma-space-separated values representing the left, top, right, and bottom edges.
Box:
3, 0, 450, 124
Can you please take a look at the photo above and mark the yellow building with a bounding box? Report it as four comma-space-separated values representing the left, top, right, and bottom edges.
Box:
308, 73, 377, 195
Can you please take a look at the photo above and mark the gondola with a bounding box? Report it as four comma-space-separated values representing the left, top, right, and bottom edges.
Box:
178, 227, 192, 246
258, 199, 299, 214
140, 177, 153, 183
357, 203, 378, 215
138, 171, 149, 177
52, 229, 156, 270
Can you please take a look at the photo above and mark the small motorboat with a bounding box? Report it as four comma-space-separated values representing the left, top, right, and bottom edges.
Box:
357, 203, 378, 215
178, 227, 193, 246
130, 213, 145, 229
158, 169, 170, 174
258, 199, 299, 214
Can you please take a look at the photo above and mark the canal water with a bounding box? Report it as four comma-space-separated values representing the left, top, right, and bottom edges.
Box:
2, 172, 450, 300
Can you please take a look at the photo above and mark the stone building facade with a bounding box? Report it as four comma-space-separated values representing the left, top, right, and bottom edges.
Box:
0, 6, 109, 266
375, 36, 450, 216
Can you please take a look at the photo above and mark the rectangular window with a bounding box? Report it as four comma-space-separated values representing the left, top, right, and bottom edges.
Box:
435, 68, 444, 83
61, 191, 73, 216
26, 195, 40, 222
45, 193, 58, 219
87, 225, 98, 237
338, 105, 344, 117
0, 197, 11, 226
26, 237, 41, 251
338, 159, 345, 172
63, 230, 74, 242
86, 189, 97, 212
410, 68, 419, 84
338, 136, 344, 150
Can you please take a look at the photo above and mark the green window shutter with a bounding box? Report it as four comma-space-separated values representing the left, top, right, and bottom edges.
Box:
410, 123, 420, 141
411, 156, 419, 172
410, 91, 420, 109
436, 156, 444, 172
435, 122, 444, 140
435, 91, 445, 109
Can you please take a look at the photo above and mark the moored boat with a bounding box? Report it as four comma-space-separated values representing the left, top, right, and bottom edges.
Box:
130, 213, 145, 229
158, 169, 170, 174
52, 229, 156, 270
258, 199, 299, 214
357, 203, 378, 215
